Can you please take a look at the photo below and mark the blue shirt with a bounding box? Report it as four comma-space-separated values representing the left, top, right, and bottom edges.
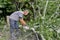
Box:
10, 11, 23, 21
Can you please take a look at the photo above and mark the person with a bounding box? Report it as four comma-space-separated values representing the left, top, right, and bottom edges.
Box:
9, 10, 29, 40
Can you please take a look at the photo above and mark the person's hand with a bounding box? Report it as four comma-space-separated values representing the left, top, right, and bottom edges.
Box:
23, 26, 29, 30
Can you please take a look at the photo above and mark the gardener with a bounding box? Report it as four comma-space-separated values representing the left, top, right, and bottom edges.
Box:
9, 10, 29, 40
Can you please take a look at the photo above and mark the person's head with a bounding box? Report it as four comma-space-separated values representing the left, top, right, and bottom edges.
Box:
23, 10, 29, 15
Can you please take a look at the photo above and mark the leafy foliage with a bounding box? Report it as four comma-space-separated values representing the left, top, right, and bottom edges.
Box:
0, 0, 60, 40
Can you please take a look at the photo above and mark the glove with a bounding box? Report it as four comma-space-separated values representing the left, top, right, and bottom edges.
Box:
23, 26, 29, 30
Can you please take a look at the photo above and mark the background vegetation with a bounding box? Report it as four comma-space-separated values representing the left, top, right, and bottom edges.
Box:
0, 0, 60, 40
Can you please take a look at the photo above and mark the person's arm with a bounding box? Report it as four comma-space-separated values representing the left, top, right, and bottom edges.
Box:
19, 18, 26, 26
19, 18, 29, 30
